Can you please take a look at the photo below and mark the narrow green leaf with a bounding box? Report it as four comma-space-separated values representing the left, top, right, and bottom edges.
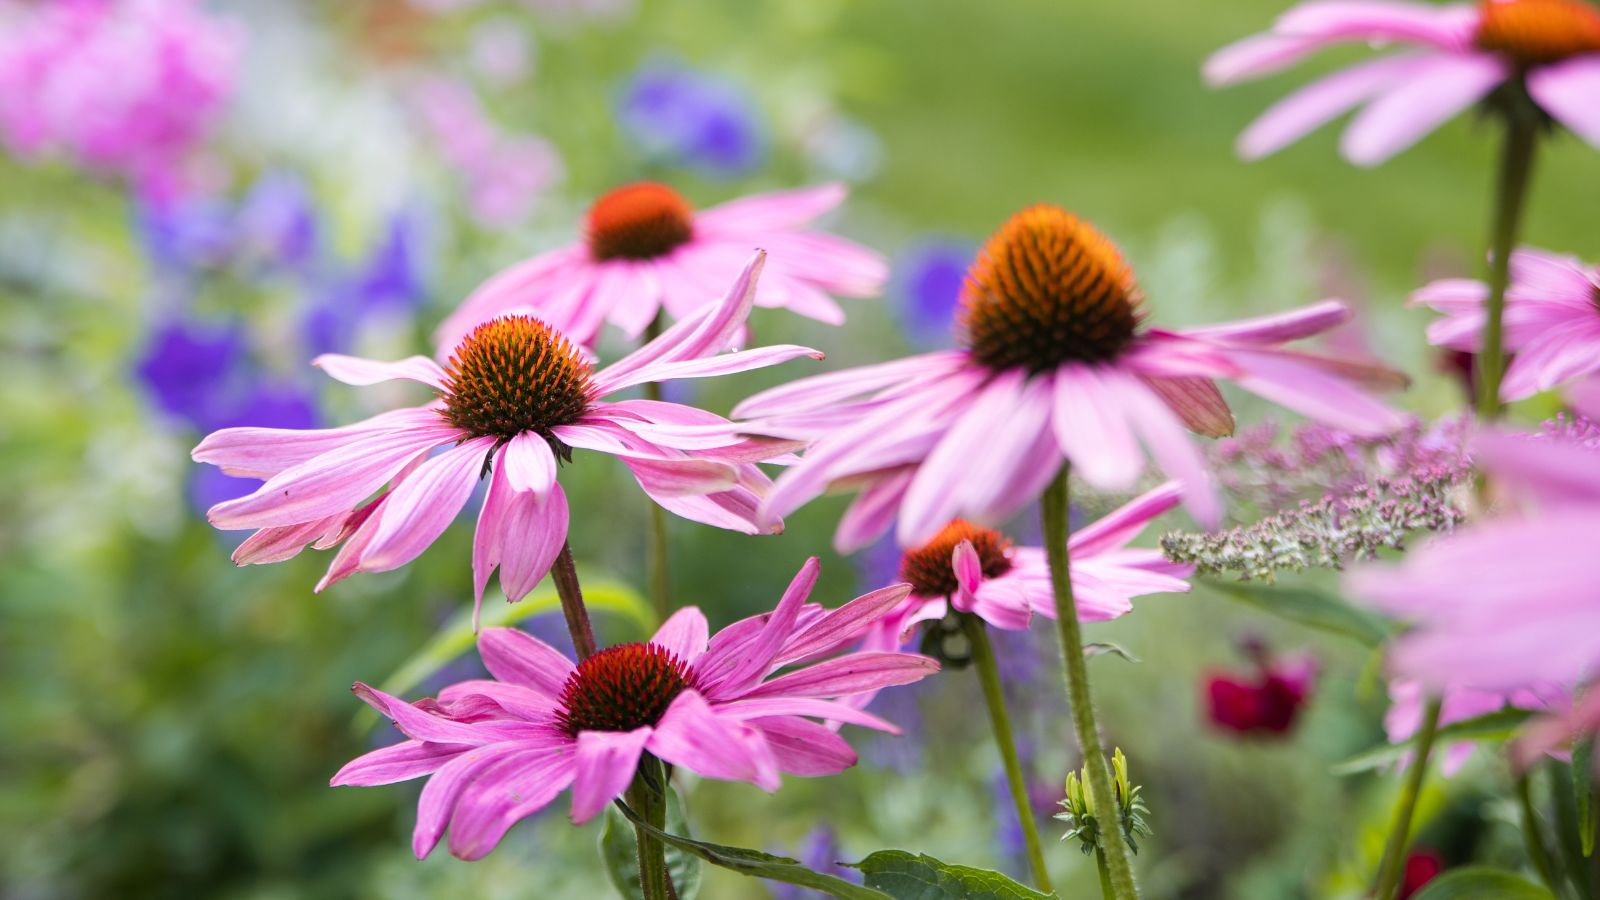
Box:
1083, 642, 1139, 663
600, 788, 702, 900
354, 576, 653, 732
613, 802, 888, 899
848, 850, 1056, 900
1408, 866, 1555, 899
1331, 708, 1535, 776
1575, 736, 1596, 857
1203, 579, 1392, 647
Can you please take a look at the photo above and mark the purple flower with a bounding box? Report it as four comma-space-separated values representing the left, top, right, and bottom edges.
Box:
618, 60, 764, 176
136, 315, 246, 429
770, 826, 862, 900
892, 238, 974, 345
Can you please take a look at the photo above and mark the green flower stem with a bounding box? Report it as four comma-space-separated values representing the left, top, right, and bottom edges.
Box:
1372, 697, 1442, 900
1475, 90, 1540, 421
643, 314, 671, 622
1096, 848, 1115, 899
1043, 466, 1139, 899
1515, 772, 1565, 899
962, 614, 1054, 894
551, 541, 598, 660
628, 755, 673, 900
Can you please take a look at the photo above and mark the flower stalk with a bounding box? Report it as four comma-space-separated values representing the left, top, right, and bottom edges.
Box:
1475, 86, 1540, 421
644, 313, 671, 622
551, 541, 598, 660
1372, 697, 1442, 900
627, 754, 673, 900
1043, 466, 1139, 899
961, 614, 1054, 893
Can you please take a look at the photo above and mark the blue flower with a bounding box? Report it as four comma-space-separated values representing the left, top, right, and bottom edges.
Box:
136, 316, 247, 430
892, 238, 974, 345
618, 60, 764, 176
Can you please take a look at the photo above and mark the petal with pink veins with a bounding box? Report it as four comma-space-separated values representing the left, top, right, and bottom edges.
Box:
647, 690, 780, 790
569, 728, 652, 823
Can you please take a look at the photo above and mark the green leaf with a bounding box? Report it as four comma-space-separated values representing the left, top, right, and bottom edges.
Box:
1408, 866, 1555, 899
354, 575, 653, 733
1203, 579, 1391, 647
1083, 642, 1139, 663
1576, 735, 1596, 857
600, 788, 702, 900
613, 802, 889, 899
1331, 708, 1536, 776
849, 850, 1056, 900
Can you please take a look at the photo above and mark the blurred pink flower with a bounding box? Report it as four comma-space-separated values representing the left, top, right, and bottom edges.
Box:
192, 253, 813, 620
1416, 246, 1600, 403
0, 0, 240, 195
333, 558, 937, 860
1386, 679, 1568, 774
1205, 654, 1316, 736
873, 483, 1191, 641
1206, 0, 1600, 165
735, 205, 1406, 547
410, 77, 561, 227
1348, 430, 1600, 694
435, 181, 887, 350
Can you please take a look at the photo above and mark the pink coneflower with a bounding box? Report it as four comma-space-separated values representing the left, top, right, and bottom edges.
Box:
1385, 679, 1568, 774
873, 483, 1191, 642
193, 253, 813, 620
333, 558, 938, 860
1347, 430, 1600, 694
1416, 246, 1600, 403
734, 205, 1406, 545
1205, 0, 1600, 165
435, 181, 886, 349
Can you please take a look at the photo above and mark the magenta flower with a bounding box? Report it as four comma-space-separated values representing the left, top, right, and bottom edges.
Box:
1347, 430, 1600, 693
735, 205, 1406, 545
1205, 0, 1600, 165
435, 181, 886, 349
193, 253, 813, 619
0, 0, 241, 196
332, 558, 938, 860
1416, 246, 1600, 403
873, 484, 1191, 642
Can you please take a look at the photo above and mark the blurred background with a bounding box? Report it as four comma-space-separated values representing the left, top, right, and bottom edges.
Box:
3, 1, 1597, 898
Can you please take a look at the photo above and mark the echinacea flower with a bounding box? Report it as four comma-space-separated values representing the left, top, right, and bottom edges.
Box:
1347, 429, 1600, 694
735, 205, 1406, 546
193, 253, 812, 620
332, 558, 938, 860
1416, 246, 1600, 403
435, 181, 886, 349
872, 483, 1192, 644
1206, 0, 1600, 165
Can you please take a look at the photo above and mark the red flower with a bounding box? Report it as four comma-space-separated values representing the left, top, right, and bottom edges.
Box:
1204, 652, 1315, 736
1398, 848, 1444, 900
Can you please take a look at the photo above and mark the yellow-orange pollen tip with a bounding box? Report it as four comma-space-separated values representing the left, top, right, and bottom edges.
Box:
899, 520, 1015, 598
586, 182, 696, 262
440, 316, 594, 441
1476, 0, 1600, 65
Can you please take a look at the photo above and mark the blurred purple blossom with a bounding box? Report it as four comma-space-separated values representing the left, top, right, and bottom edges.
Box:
410, 77, 561, 227
891, 238, 973, 346
769, 826, 860, 899
618, 59, 763, 176
136, 315, 246, 428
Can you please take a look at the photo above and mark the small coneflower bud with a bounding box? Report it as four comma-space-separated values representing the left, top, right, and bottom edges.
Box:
1475, 0, 1600, 65
440, 315, 595, 440
585, 181, 696, 261
961, 205, 1142, 373
555, 643, 698, 736
898, 519, 1014, 597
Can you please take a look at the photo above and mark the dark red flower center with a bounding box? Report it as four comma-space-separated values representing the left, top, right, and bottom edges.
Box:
1475, 0, 1600, 64
439, 316, 594, 440
556, 643, 698, 736
961, 204, 1143, 373
586, 182, 696, 262
899, 519, 1014, 597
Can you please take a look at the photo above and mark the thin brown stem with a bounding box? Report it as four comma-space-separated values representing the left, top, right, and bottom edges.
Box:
551, 541, 597, 660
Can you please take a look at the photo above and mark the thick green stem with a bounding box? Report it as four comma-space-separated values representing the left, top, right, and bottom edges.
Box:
628, 755, 672, 900
551, 541, 597, 660
1373, 698, 1443, 900
1096, 848, 1115, 899
1042, 467, 1139, 899
1515, 772, 1565, 899
1475, 94, 1540, 420
643, 314, 671, 622
963, 615, 1054, 894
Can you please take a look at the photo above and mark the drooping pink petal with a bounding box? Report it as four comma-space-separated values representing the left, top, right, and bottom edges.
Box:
313, 354, 448, 389
700, 558, 819, 698
1116, 376, 1222, 527
359, 437, 497, 573
647, 690, 781, 790
1069, 482, 1185, 557
447, 749, 576, 860
1180, 299, 1352, 344
1526, 56, 1600, 149
570, 728, 652, 823
1052, 364, 1144, 490
732, 351, 967, 420
714, 696, 903, 733
497, 481, 569, 602
752, 716, 858, 776
1223, 348, 1407, 436
1235, 53, 1427, 159
1139, 376, 1235, 438
232, 514, 348, 566
472, 462, 512, 626
501, 431, 558, 494
898, 370, 1028, 544
952, 540, 983, 597
952, 372, 1057, 527
1204, 33, 1328, 86
1340, 53, 1507, 166
742, 652, 941, 700
695, 183, 846, 233
412, 745, 509, 859
651, 607, 711, 666
193, 407, 447, 479
354, 683, 500, 745
1498, 320, 1600, 401
602, 345, 825, 394
331, 739, 469, 787
772, 584, 913, 667
437, 680, 565, 721
477, 627, 576, 700
1274, 1, 1479, 51
833, 468, 914, 554
1474, 429, 1600, 508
